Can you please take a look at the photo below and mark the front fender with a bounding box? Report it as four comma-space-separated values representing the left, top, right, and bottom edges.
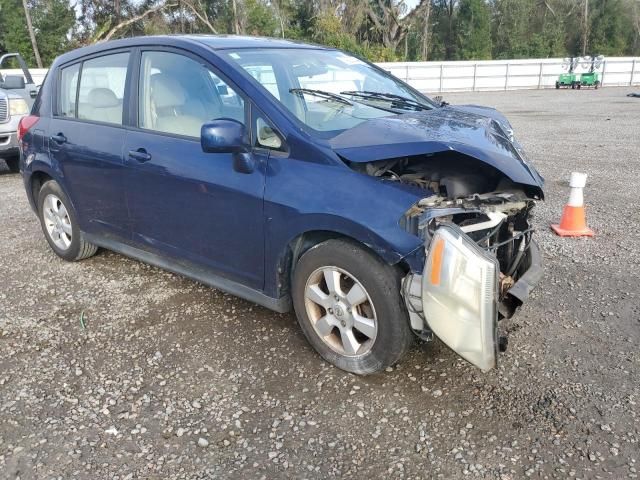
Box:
264, 156, 425, 298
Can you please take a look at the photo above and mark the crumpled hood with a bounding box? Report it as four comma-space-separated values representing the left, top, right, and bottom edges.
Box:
329, 106, 544, 192
450, 104, 512, 128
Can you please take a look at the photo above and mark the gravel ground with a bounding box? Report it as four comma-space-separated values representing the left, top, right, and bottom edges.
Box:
1, 87, 639, 480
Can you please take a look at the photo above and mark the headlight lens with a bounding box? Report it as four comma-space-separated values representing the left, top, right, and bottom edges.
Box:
9, 98, 29, 116
422, 224, 498, 371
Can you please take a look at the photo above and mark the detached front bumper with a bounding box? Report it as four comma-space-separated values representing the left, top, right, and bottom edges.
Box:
403, 225, 543, 372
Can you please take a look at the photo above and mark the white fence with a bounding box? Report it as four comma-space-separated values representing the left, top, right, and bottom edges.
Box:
4, 57, 640, 93
378, 57, 640, 92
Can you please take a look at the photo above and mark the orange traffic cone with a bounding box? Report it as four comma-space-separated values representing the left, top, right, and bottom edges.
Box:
551, 172, 594, 237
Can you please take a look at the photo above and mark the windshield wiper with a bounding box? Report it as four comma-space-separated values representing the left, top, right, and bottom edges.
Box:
289, 88, 353, 106
340, 90, 432, 111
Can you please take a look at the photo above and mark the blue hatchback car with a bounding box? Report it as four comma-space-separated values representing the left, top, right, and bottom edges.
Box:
19, 36, 544, 374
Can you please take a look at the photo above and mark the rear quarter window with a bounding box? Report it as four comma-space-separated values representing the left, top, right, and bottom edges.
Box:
58, 64, 80, 118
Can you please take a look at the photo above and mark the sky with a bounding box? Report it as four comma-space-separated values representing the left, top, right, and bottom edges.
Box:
401, 0, 421, 17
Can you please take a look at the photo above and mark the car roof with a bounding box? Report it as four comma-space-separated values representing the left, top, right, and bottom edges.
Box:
54, 35, 330, 66
187, 35, 327, 50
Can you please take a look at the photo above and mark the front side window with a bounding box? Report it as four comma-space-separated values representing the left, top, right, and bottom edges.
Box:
58, 63, 80, 118
223, 48, 435, 136
139, 51, 245, 138
77, 53, 129, 125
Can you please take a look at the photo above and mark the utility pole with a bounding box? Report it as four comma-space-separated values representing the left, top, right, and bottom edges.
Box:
180, 0, 185, 33
404, 26, 409, 60
232, 0, 240, 34
22, 0, 43, 68
582, 0, 589, 56
421, 0, 432, 61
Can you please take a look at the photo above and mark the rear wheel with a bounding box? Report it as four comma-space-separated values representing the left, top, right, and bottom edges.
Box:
555, 81, 560, 89
292, 239, 413, 375
4, 156, 19, 173
37, 180, 98, 261
595, 81, 600, 89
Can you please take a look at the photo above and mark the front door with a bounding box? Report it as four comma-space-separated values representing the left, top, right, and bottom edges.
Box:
123, 49, 265, 289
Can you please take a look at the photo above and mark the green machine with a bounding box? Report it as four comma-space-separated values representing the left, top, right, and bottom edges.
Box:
577, 55, 604, 89
556, 58, 580, 89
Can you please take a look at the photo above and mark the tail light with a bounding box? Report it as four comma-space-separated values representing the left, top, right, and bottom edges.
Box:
18, 115, 39, 142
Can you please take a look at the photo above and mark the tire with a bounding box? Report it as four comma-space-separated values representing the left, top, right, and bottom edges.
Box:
571, 82, 576, 89
595, 81, 600, 89
555, 81, 560, 89
4, 156, 20, 173
37, 180, 98, 261
577, 83, 581, 89
292, 238, 413, 375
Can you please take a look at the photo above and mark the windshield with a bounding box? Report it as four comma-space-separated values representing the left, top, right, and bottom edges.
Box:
221, 48, 435, 137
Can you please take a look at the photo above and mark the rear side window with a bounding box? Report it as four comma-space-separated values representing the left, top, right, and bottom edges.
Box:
77, 53, 129, 125
58, 64, 80, 118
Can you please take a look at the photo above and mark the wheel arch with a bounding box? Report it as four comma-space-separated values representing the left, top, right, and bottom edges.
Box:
30, 170, 54, 211
27, 166, 79, 218
275, 229, 411, 301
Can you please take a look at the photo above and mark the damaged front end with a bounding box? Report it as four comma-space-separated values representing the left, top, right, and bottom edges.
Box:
346, 153, 542, 372
401, 191, 543, 371
333, 108, 545, 371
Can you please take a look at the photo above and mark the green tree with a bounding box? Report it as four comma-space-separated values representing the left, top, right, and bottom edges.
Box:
491, 0, 568, 59
431, 0, 458, 59
455, 0, 492, 59
589, 0, 634, 55
244, 0, 279, 36
0, 0, 75, 66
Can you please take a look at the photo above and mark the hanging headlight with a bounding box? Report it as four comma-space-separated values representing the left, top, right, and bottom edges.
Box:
422, 224, 499, 372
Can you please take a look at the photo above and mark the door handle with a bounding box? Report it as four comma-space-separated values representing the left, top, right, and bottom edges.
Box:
128, 148, 152, 163
50, 133, 67, 144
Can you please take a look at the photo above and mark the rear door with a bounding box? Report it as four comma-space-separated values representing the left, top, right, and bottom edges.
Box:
122, 48, 266, 289
48, 52, 131, 239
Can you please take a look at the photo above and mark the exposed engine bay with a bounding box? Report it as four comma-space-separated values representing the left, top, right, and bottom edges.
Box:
349, 153, 540, 319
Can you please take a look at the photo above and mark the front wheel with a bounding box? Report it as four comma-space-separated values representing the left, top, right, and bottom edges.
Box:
292, 239, 413, 375
595, 81, 600, 89
37, 180, 98, 261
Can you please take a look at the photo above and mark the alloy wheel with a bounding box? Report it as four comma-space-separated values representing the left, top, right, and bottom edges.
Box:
43, 194, 72, 251
304, 266, 378, 357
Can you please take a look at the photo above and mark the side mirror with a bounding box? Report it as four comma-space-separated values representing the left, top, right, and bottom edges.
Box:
201, 119, 247, 154
1, 75, 25, 90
